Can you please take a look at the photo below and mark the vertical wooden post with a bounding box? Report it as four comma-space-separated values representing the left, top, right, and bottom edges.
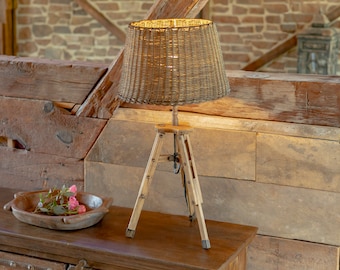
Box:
0, 0, 16, 55
201, 0, 210, 19
0, 0, 6, 54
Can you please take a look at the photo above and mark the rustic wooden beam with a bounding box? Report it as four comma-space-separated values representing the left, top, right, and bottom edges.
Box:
0, 55, 107, 104
183, 70, 340, 127
1, 54, 340, 127
0, 97, 107, 158
1, 2, 5, 53
1, 0, 16, 55
144, 0, 209, 19
74, 0, 126, 43
0, 25, 3, 55
123, 70, 340, 128
0, 148, 85, 191
201, 0, 211, 20
326, 5, 340, 22
0, 0, 6, 23
242, 36, 297, 71
186, 0, 211, 18
76, 0, 210, 118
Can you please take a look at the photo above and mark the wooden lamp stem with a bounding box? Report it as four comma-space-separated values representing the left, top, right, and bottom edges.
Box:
172, 105, 179, 126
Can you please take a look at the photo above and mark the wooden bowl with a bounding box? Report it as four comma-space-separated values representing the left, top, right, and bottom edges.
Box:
4, 190, 112, 230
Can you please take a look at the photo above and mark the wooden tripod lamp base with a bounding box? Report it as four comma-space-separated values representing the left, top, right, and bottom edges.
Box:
126, 124, 211, 249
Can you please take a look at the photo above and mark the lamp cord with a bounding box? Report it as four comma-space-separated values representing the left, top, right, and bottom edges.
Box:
173, 134, 180, 174
173, 133, 192, 221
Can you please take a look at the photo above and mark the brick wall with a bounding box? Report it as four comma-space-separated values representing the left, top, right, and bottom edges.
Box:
15, 0, 340, 72
16, 0, 153, 63
210, 0, 340, 73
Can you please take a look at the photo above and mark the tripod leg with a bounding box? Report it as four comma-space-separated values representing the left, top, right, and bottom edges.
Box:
178, 133, 211, 249
183, 135, 203, 204
180, 165, 196, 221
175, 134, 195, 220
126, 131, 164, 238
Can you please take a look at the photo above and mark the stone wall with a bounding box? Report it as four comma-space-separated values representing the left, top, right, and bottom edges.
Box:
16, 0, 153, 63
15, 0, 340, 72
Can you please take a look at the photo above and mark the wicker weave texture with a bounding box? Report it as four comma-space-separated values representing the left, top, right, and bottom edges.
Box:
119, 19, 230, 105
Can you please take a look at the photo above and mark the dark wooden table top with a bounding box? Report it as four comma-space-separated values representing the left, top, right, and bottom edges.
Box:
0, 188, 257, 269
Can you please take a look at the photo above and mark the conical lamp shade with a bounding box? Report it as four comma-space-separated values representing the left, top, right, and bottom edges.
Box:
118, 18, 230, 106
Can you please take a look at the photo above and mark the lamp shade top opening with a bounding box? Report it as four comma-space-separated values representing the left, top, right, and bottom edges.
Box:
118, 18, 230, 106
130, 18, 213, 29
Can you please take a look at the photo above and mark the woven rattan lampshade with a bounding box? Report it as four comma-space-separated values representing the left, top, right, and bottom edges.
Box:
118, 18, 230, 105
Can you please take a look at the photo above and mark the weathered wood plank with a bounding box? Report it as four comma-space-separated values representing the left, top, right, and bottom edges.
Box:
86, 160, 340, 246
88, 108, 340, 192
1, 55, 340, 125
86, 117, 256, 181
76, 51, 123, 118
0, 147, 84, 191
2, 54, 340, 127
0, 55, 107, 103
111, 108, 340, 141
0, 26, 3, 55
248, 235, 340, 270
0, 97, 106, 158
122, 70, 340, 127
145, 0, 209, 19
177, 70, 340, 127
76, 0, 210, 118
257, 133, 340, 192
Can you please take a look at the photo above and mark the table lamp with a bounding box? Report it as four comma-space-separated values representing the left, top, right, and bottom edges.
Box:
118, 18, 230, 249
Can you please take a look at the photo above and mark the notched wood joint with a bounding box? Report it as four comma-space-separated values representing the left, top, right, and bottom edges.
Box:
0, 136, 27, 149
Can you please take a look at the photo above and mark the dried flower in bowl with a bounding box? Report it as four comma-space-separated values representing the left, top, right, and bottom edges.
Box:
4, 186, 112, 230
34, 185, 87, 216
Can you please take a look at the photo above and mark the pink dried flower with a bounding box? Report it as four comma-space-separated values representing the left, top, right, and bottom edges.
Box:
68, 196, 79, 210
68, 185, 77, 195
77, 205, 87, 214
